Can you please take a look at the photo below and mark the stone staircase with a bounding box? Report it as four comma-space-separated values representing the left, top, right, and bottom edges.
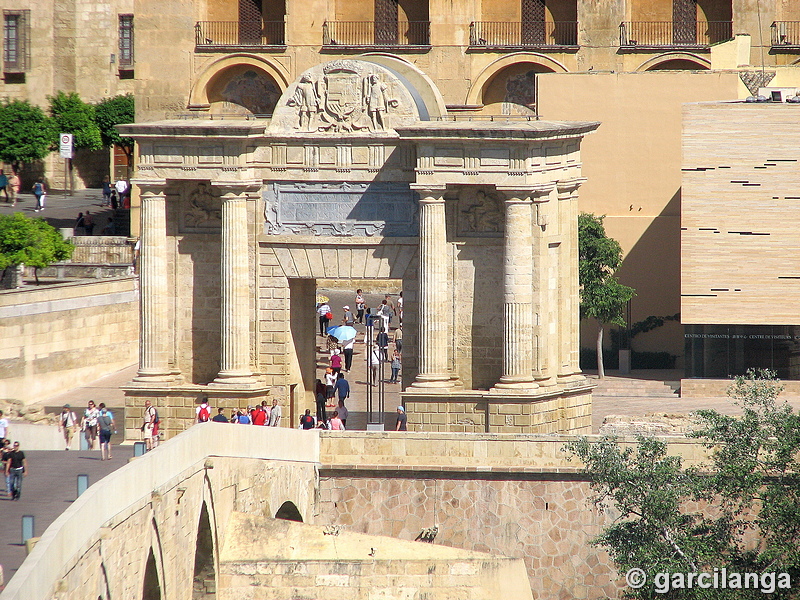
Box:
590, 376, 681, 398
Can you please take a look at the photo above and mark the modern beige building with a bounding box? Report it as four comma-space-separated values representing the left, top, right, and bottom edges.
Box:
682, 99, 800, 395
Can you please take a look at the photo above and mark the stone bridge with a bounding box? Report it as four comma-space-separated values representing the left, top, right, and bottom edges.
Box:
0, 427, 710, 600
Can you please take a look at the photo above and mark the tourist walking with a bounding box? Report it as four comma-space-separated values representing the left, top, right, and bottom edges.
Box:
0, 409, 8, 444
32, 179, 46, 212
300, 409, 315, 430
97, 404, 115, 460
355, 289, 366, 324
377, 328, 390, 361
102, 176, 112, 206
4, 441, 26, 500
142, 399, 159, 451
317, 301, 332, 336
315, 379, 327, 424
0, 169, 8, 202
1, 439, 11, 496
330, 349, 343, 375
329, 411, 345, 431
8, 172, 19, 205
342, 336, 354, 372
212, 408, 229, 423
58, 405, 78, 450
82, 401, 100, 450
336, 398, 348, 428
196, 398, 211, 423
389, 351, 402, 383
342, 305, 354, 326
395, 406, 408, 431
334, 372, 350, 405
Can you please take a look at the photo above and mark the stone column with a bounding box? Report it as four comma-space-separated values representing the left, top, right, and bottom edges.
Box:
494, 188, 538, 390
559, 178, 587, 380
530, 184, 557, 386
211, 182, 258, 386
411, 186, 452, 388
133, 180, 172, 382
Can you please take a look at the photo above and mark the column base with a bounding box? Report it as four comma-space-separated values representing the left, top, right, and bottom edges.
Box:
411, 374, 454, 388
131, 370, 175, 386
491, 377, 539, 393
209, 373, 261, 389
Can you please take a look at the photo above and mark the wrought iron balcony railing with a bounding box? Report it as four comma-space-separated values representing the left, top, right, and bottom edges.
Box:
619, 21, 733, 47
771, 22, 800, 48
322, 21, 430, 48
195, 21, 285, 48
469, 21, 578, 48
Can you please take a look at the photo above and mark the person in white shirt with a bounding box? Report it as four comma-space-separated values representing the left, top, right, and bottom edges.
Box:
268, 399, 282, 427
58, 405, 78, 450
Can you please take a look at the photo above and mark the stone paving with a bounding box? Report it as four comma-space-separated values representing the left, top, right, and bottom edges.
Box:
0, 188, 118, 235
0, 446, 133, 587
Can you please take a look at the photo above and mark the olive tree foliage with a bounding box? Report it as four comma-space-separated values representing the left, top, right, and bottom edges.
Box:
0, 213, 74, 285
48, 91, 102, 151
566, 370, 800, 599
578, 212, 635, 378
0, 99, 55, 173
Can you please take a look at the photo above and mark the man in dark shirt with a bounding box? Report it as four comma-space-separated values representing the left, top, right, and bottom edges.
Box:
211, 408, 229, 423
395, 406, 407, 431
5, 441, 27, 500
334, 373, 350, 406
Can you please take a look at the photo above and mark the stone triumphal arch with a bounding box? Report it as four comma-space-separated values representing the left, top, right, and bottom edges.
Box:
120, 58, 599, 440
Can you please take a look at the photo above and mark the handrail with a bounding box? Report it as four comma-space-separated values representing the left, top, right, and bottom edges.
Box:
469, 21, 578, 47
619, 20, 733, 46
195, 20, 285, 46
322, 20, 430, 46
771, 21, 800, 46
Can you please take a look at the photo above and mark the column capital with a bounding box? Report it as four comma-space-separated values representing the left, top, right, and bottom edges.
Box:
556, 177, 587, 196
494, 187, 532, 203
131, 179, 167, 197
211, 180, 262, 196
529, 182, 557, 201
410, 184, 447, 198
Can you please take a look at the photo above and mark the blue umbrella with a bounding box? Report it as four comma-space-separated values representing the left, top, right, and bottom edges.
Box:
326, 325, 357, 342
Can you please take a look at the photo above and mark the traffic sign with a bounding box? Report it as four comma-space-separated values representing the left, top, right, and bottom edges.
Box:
59, 133, 73, 159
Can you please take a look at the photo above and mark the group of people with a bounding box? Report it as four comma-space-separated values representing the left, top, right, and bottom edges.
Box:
195, 397, 283, 428
58, 401, 116, 459
101, 177, 131, 210
0, 411, 26, 500
73, 211, 116, 236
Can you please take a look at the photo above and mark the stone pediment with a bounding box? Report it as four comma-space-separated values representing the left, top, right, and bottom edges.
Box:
268, 59, 419, 136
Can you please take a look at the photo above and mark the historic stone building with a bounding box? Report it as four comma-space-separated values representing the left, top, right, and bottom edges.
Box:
121, 56, 598, 437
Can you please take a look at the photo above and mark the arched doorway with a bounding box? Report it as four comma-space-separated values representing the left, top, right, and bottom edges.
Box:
192, 503, 216, 599
275, 500, 303, 522
481, 62, 556, 115
206, 65, 282, 115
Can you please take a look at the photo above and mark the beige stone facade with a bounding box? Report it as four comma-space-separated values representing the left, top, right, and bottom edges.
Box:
0, 277, 139, 405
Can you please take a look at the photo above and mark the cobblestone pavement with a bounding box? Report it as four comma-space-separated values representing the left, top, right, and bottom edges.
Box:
0, 446, 133, 587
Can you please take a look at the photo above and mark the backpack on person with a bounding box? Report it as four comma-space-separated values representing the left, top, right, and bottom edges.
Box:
98, 413, 112, 433
198, 404, 210, 422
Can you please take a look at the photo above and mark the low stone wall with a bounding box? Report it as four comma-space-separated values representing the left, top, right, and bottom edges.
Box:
402, 385, 593, 434
681, 378, 800, 397
0, 277, 139, 405
67, 236, 135, 265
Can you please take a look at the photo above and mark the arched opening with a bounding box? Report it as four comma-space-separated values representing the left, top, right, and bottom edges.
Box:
142, 548, 162, 600
193, 503, 217, 599
481, 62, 555, 115
646, 58, 709, 70
206, 65, 282, 115
275, 500, 303, 522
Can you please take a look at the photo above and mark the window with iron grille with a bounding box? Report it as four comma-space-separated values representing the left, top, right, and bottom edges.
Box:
3, 10, 29, 72
119, 14, 133, 68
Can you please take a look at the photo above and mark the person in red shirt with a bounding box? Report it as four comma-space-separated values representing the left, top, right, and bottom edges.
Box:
252, 405, 267, 426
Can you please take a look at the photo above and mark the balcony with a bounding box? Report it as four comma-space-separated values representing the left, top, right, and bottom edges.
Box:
322, 21, 430, 50
194, 21, 285, 50
619, 21, 733, 49
469, 21, 578, 50
771, 22, 800, 50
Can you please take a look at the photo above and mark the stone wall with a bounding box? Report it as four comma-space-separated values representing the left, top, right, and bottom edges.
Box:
67, 236, 135, 265
0, 277, 138, 405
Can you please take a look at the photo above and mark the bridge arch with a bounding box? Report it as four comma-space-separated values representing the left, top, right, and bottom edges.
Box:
275, 500, 304, 522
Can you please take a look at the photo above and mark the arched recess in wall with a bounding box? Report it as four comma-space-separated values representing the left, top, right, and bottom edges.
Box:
636, 53, 711, 72
466, 53, 568, 114
142, 548, 162, 600
275, 500, 303, 522
189, 55, 290, 115
192, 502, 216, 599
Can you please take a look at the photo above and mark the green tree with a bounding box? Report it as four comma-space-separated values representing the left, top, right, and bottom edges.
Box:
93, 94, 134, 166
578, 212, 635, 378
0, 213, 74, 285
566, 370, 800, 599
0, 99, 54, 174
48, 91, 102, 151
